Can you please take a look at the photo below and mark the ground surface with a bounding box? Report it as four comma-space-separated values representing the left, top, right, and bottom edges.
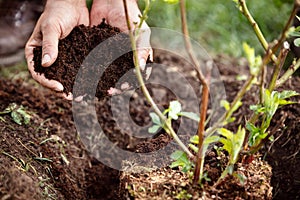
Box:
0, 47, 299, 199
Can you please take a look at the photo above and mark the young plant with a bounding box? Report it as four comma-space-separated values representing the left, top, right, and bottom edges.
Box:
247, 89, 298, 152
123, 0, 300, 188
0, 103, 31, 125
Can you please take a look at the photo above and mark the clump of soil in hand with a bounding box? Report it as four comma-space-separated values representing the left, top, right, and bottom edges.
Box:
33, 19, 147, 99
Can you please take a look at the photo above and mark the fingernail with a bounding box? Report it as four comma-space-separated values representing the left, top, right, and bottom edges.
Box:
42, 54, 51, 65
139, 59, 146, 71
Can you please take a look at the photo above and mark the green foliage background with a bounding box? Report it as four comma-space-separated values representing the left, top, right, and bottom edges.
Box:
139, 0, 294, 57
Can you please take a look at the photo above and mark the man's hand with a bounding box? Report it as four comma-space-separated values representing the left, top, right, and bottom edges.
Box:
25, 0, 89, 99
90, 0, 153, 95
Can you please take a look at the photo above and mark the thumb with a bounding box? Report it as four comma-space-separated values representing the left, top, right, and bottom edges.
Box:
41, 25, 60, 67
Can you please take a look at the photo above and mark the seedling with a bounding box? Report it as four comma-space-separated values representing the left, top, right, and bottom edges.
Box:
0, 103, 31, 125
247, 89, 298, 152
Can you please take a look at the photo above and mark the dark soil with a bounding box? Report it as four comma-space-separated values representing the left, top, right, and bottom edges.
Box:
1, 40, 300, 199
33, 20, 147, 99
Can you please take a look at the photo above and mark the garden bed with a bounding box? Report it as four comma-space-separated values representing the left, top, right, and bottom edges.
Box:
0, 52, 299, 199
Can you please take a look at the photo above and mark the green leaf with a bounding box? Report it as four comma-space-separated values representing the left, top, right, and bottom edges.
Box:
149, 112, 161, 125
218, 127, 245, 164
169, 100, 182, 120
246, 122, 260, 134
0, 103, 31, 125
220, 100, 230, 111
11, 111, 22, 125
189, 135, 199, 144
188, 143, 198, 153
148, 125, 161, 134
277, 90, 298, 100
249, 104, 265, 113
170, 150, 185, 160
170, 151, 192, 172
243, 42, 261, 76
202, 135, 220, 154
294, 38, 300, 47
15, 108, 31, 125
178, 111, 200, 122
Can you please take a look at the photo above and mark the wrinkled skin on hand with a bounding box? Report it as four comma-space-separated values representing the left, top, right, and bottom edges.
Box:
25, 0, 152, 100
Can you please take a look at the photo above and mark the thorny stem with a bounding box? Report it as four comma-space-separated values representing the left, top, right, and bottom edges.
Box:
122, 0, 194, 158
238, 0, 277, 63
179, 0, 210, 185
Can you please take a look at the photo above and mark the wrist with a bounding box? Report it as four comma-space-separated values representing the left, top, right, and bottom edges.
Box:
46, 0, 86, 7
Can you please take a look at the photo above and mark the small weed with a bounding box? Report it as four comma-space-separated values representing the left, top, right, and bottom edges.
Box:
0, 103, 31, 125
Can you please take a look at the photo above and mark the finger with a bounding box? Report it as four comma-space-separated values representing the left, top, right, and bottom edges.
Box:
90, 4, 107, 26
107, 87, 122, 96
25, 23, 42, 66
79, 8, 89, 26
59, 92, 73, 101
27, 56, 64, 92
41, 23, 60, 67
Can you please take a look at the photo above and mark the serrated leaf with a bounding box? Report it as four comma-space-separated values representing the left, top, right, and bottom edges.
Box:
178, 111, 200, 122
148, 125, 161, 134
149, 112, 161, 125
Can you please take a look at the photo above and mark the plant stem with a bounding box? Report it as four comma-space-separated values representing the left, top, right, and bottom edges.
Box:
122, 0, 193, 158
268, 42, 289, 91
205, 74, 256, 139
258, 47, 274, 103
272, 2, 299, 53
238, 0, 277, 63
179, 0, 210, 185
276, 57, 300, 87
